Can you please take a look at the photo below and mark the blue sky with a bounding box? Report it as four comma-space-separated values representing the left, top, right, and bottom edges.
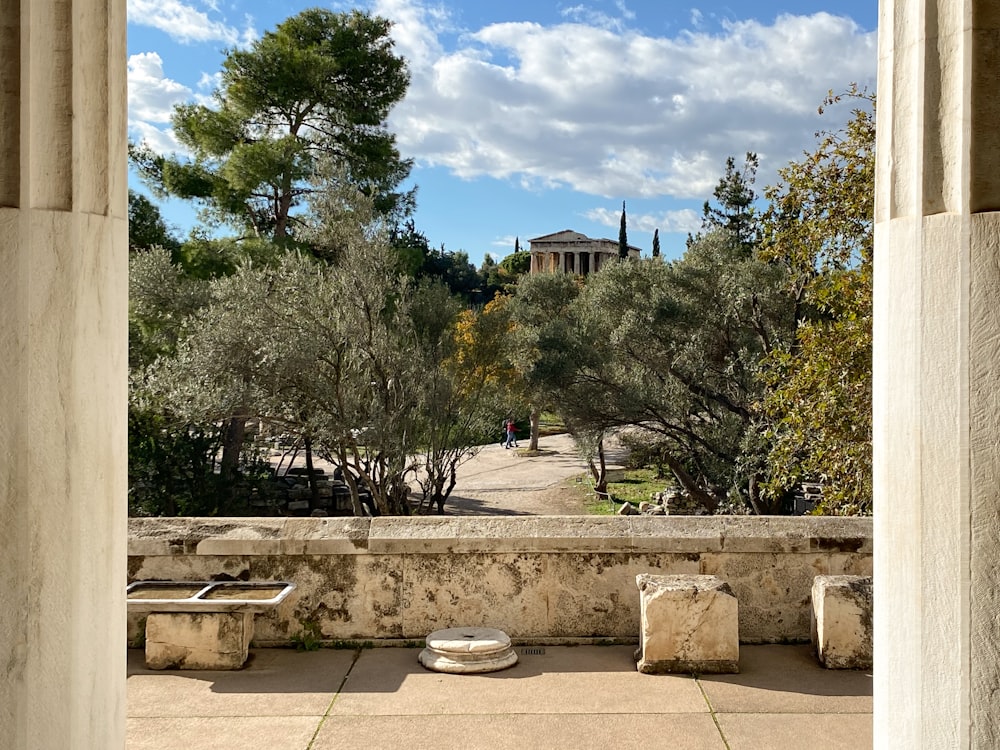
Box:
127, 0, 878, 265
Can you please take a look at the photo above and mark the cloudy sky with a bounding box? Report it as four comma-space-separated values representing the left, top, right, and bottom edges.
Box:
127, 0, 878, 264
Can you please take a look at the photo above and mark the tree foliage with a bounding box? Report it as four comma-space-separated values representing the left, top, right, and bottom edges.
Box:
132, 181, 512, 516
128, 189, 180, 254
132, 9, 411, 243
409, 284, 512, 513
129, 246, 212, 369
512, 229, 792, 511
756, 88, 875, 514
699, 152, 760, 251
137, 242, 416, 515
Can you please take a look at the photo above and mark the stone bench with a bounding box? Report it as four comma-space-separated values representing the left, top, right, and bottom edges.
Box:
635, 574, 739, 674
127, 581, 296, 670
811, 575, 873, 669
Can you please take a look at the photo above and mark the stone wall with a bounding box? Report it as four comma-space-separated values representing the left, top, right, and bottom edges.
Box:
128, 516, 871, 646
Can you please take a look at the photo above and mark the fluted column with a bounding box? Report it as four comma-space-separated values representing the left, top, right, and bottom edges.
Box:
874, 0, 1000, 746
0, 0, 127, 747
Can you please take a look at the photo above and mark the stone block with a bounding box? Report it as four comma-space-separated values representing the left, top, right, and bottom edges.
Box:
145, 611, 255, 669
635, 574, 738, 674
811, 575, 873, 669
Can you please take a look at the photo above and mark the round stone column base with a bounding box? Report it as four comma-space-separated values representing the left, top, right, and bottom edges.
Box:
418, 627, 518, 674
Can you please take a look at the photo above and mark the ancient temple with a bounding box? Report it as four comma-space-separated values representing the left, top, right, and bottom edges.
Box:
528, 230, 641, 275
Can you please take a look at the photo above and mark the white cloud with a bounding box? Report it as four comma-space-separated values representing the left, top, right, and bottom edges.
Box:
127, 0, 242, 45
616, 1, 636, 22
127, 52, 190, 153
560, 4, 629, 32
240, 14, 260, 46
491, 234, 521, 250
584, 206, 701, 235
129, 120, 184, 155
128, 52, 191, 124
379, 1, 875, 202
196, 71, 221, 92
372, 0, 450, 70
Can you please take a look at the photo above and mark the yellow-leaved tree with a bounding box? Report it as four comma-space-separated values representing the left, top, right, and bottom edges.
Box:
756, 86, 875, 515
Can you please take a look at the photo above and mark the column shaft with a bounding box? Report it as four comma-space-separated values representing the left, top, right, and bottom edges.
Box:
874, 0, 1000, 745
0, 0, 127, 747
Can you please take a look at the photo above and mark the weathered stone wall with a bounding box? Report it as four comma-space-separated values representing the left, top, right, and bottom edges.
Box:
129, 516, 871, 646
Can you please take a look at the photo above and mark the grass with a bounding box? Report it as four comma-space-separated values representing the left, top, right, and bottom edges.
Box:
537, 412, 566, 438
582, 467, 671, 515
606, 468, 669, 505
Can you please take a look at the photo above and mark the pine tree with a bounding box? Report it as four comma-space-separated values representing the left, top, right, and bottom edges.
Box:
652, 228, 660, 258
700, 152, 760, 251
618, 201, 628, 259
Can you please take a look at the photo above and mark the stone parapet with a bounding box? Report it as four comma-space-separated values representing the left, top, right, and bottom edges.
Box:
130, 515, 871, 556
128, 516, 872, 646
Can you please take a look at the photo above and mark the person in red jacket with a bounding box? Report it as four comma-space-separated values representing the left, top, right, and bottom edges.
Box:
504, 417, 518, 449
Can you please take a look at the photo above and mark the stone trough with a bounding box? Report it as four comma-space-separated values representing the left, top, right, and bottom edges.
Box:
127, 580, 296, 670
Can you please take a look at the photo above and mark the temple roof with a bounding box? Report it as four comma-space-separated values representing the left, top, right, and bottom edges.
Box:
529, 229, 642, 254
528, 230, 593, 243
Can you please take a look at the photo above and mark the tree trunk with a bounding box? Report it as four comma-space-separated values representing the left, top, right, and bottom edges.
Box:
304, 435, 319, 511
433, 465, 458, 515
529, 407, 540, 451
663, 455, 720, 514
337, 447, 365, 517
219, 416, 246, 482
588, 439, 608, 493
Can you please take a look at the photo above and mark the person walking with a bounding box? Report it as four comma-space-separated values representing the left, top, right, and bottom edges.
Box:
504, 417, 518, 449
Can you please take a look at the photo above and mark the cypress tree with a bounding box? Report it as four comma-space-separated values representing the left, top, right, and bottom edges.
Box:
652, 228, 660, 258
618, 201, 628, 259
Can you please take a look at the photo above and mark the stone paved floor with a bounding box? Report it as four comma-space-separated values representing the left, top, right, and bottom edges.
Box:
127, 644, 872, 750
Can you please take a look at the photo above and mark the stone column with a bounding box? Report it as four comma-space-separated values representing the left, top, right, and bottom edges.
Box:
0, 1, 127, 748
874, 0, 1000, 746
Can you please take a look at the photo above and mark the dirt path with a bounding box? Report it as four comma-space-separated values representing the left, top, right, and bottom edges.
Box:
439, 433, 627, 516
272, 432, 626, 516
441, 482, 589, 516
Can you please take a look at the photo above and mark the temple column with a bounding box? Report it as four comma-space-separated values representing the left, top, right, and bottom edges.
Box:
874, 0, 1000, 745
0, 0, 127, 748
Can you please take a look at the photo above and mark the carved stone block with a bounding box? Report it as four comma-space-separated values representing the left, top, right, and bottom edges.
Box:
635, 574, 739, 674
145, 612, 255, 670
811, 575, 873, 669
